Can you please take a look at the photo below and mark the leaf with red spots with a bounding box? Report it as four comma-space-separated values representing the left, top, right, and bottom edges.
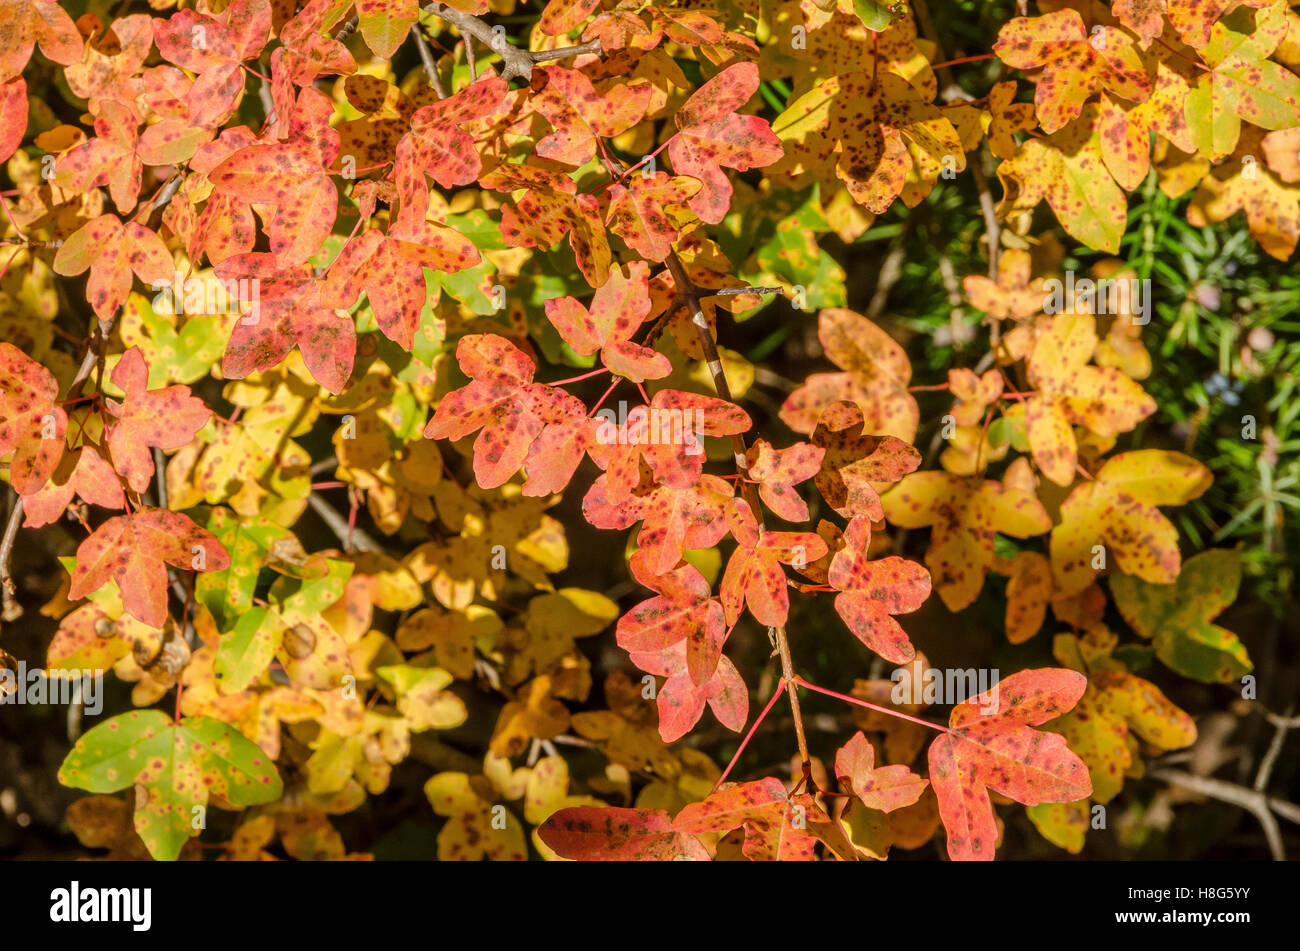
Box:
617, 553, 726, 685
583, 471, 734, 576
720, 498, 828, 628
1187, 125, 1300, 260
0, 0, 81, 83
355, 0, 417, 59
531, 67, 653, 166
59, 711, 283, 861
489, 162, 613, 288
208, 134, 338, 270
775, 70, 965, 216
544, 260, 669, 381
605, 171, 701, 262
20, 446, 123, 526
538, 0, 601, 36
322, 219, 480, 350
995, 104, 1130, 253
396, 74, 511, 209
1050, 449, 1213, 595
51, 213, 173, 320
993, 10, 1151, 134
1049, 627, 1197, 806
1024, 313, 1155, 486
425, 334, 590, 492
881, 462, 1052, 611
927, 668, 1092, 860
539, 805, 709, 860
834, 731, 928, 812
673, 777, 824, 861
0, 342, 67, 495
586, 388, 751, 502
781, 309, 919, 442
104, 347, 211, 494
67, 508, 231, 628
53, 101, 147, 214
152, 0, 272, 127
827, 516, 928, 664
811, 401, 920, 521
1184, 5, 1300, 162
744, 438, 824, 523
220, 268, 356, 394
666, 62, 783, 224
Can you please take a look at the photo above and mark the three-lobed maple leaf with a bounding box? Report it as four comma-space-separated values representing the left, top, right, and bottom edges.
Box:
0, 0, 82, 83
544, 260, 670, 381
827, 516, 929, 664
672, 777, 828, 861
52, 214, 172, 320
811, 400, 921, 520
424, 334, 590, 493
835, 730, 928, 812
881, 459, 1052, 611
0, 341, 68, 495
104, 347, 211, 494
993, 10, 1151, 134
744, 438, 824, 523
530, 66, 653, 166
152, 0, 272, 127
720, 498, 828, 628
666, 61, 784, 224
616, 552, 726, 686
927, 668, 1092, 860
1024, 313, 1155, 486
1050, 449, 1212, 594
68, 508, 231, 628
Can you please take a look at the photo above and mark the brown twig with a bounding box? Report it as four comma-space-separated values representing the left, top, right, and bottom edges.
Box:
413, 26, 447, 98
422, 2, 601, 81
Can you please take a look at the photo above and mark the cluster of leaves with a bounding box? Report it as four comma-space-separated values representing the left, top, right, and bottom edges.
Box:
0, 0, 1289, 862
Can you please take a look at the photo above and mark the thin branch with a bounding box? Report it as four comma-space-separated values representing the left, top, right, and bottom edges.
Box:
422, 2, 601, 81
1151, 769, 1293, 861
413, 26, 447, 98
0, 495, 22, 619
307, 492, 381, 553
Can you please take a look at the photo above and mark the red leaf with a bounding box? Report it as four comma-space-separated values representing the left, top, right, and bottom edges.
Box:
544, 260, 669, 382
104, 347, 212, 493
0, 0, 82, 83
20, 447, 123, 527
719, 499, 828, 627
745, 438, 824, 523
927, 668, 1092, 860
538, 806, 708, 860
827, 516, 929, 663
666, 62, 783, 223
52, 214, 173, 320
618, 554, 726, 685
673, 777, 822, 861
531, 66, 652, 166
0, 77, 25, 162
68, 508, 231, 628
834, 731, 928, 812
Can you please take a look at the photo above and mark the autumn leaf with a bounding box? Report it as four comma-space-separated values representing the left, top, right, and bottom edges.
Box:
927, 668, 1092, 860
994, 10, 1151, 134
52, 214, 172, 320
1111, 548, 1252, 683
424, 334, 590, 492
827, 516, 928, 664
531, 66, 653, 166
673, 777, 824, 861
539, 806, 708, 860
1024, 313, 1155, 486
720, 498, 828, 628
152, 0, 272, 127
605, 172, 701, 262
781, 309, 919, 441
617, 554, 726, 686
1049, 627, 1197, 805
0, 0, 81, 83
667, 62, 783, 224
0, 341, 68, 494
1050, 450, 1212, 594
835, 731, 928, 812
881, 461, 1051, 611
744, 438, 824, 523
811, 400, 920, 520
68, 508, 231, 628
544, 260, 669, 381
103, 347, 211, 494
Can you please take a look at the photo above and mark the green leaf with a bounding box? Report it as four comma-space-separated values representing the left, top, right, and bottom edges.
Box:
59, 712, 283, 860
1110, 549, 1252, 683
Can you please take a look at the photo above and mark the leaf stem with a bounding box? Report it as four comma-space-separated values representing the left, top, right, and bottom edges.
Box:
793, 676, 948, 733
